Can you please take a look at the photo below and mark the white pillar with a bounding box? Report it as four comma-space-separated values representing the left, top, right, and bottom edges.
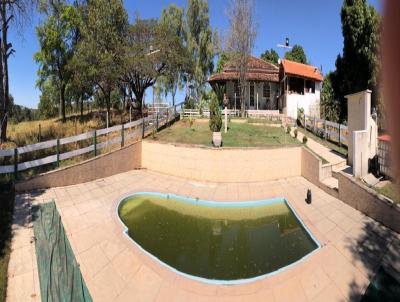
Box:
257, 91, 259, 110
224, 107, 228, 133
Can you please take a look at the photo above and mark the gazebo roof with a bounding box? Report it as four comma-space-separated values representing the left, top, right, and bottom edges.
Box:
208, 56, 279, 83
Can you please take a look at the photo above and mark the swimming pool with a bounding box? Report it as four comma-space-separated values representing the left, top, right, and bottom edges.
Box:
117, 192, 320, 285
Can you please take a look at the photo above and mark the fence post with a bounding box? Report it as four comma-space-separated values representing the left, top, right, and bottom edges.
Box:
93, 130, 97, 157
121, 124, 125, 148
166, 109, 169, 126
324, 120, 327, 141
174, 105, 177, 119
56, 139, 60, 167
142, 118, 145, 138
13, 148, 18, 181
304, 115, 306, 129
156, 112, 159, 130
339, 124, 341, 147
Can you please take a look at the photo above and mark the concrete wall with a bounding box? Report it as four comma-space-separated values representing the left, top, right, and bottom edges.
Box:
142, 141, 302, 182
336, 171, 400, 233
301, 147, 322, 184
285, 91, 320, 120
15, 142, 142, 192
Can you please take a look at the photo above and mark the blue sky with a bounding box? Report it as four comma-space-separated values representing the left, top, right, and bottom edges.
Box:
9, 0, 381, 109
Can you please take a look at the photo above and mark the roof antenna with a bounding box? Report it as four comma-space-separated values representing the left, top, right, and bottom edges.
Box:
277, 37, 292, 50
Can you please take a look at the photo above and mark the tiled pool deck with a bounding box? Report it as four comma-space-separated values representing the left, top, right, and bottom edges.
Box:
7, 169, 400, 302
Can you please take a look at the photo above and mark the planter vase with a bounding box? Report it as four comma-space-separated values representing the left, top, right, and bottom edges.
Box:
213, 132, 222, 147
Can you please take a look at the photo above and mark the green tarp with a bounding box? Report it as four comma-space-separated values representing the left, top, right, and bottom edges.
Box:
33, 201, 92, 302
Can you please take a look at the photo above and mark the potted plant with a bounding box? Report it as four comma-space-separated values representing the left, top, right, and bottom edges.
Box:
209, 93, 222, 147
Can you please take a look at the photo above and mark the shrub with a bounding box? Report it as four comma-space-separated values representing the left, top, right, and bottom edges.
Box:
209, 93, 222, 132
189, 116, 194, 128
297, 107, 305, 126
294, 129, 298, 138
286, 125, 291, 134
303, 136, 308, 144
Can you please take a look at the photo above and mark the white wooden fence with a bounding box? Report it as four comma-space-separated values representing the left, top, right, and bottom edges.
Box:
0, 105, 181, 179
303, 114, 349, 146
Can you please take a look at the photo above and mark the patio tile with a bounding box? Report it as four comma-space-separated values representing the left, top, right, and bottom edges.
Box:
79, 244, 110, 278
299, 266, 331, 300
315, 218, 336, 235
272, 276, 307, 302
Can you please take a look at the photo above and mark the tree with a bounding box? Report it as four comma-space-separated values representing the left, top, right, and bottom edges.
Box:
209, 92, 222, 132
284, 44, 307, 64
216, 52, 230, 73
331, 0, 381, 122
226, 0, 257, 117
0, 0, 36, 142
261, 48, 279, 65
38, 76, 59, 119
122, 16, 189, 115
35, 0, 80, 122
157, 4, 186, 106
320, 72, 340, 122
75, 0, 128, 120
185, 0, 216, 102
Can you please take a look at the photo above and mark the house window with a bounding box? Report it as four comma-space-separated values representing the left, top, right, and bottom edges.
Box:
305, 80, 315, 93
250, 82, 254, 107
263, 83, 271, 98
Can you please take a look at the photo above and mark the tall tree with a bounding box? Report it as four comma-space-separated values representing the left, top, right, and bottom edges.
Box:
331, 0, 381, 122
226, 0, 257, 116
284, 44, 307, 64
0, 0, 36, 142
75, 0, 128, 120
185, 0, 216, 102
35, 0, 80, 122
320, 72, 340, 122
157, 4, 185, 106
122, 16, 189, 114
216, 52, 230, 73
261, 48, 279, 65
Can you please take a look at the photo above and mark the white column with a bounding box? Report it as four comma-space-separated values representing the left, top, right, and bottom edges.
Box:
257, 90, 259, 110
224, 107, 228, 133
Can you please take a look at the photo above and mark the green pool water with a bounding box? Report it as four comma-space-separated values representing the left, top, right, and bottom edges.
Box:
118, 193, 319, 282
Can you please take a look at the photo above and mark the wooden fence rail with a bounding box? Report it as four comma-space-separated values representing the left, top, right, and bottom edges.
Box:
0, 104, 182, 179
304, 114, 349, 146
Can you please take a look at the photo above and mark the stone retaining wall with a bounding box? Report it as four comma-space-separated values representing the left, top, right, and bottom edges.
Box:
16, 142, 142, 192
335, 171, 400, 233
142, 141, 302, 182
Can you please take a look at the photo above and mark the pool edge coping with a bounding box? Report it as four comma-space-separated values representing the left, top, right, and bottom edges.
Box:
113, 191, 322, 286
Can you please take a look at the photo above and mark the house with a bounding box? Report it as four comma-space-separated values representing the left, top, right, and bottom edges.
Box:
208, 56, 323, 119
208, 56, 280, 111
279, 59, 323, 119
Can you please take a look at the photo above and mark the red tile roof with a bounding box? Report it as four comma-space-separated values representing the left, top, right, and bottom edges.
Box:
281, 59, 323, 82
378, 134, 391, 142
208, 56, 279, 83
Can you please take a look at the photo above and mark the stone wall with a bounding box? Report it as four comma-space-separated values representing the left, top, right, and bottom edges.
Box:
16, 142, 142, 192
142, 141, 302, 182
301, 148, 322, 184
336, 171, 400, 233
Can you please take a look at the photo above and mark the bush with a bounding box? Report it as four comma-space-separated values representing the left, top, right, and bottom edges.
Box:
294, 129, 298, 138
297, 107, 305, 126
286, 125, 291, 134
303, 136, 308, 144
209, 93, 222, 132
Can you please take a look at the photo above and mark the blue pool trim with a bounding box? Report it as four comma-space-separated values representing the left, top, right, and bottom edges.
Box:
115, 192, 321, 285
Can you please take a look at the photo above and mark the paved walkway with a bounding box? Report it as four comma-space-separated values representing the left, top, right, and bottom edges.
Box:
295, 130, 347, 169
7, 169, 400, 302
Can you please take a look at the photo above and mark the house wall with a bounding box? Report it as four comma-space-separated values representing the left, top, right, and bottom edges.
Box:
284, 84, 321, 119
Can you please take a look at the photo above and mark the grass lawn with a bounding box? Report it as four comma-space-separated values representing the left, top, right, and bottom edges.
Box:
376, 182, 400, 204
297, 127, 348, 157
0, 184, 14, 302
152, 119, 300, 147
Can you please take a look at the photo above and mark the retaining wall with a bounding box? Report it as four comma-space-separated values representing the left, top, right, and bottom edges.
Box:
142, 141, 302, 182
16, 141, 142, 192
335, 171, 400, 233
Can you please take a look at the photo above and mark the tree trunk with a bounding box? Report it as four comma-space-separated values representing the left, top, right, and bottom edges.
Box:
60, 83, 66, 122
1, 3, 8, 142
80, 95, 83, 119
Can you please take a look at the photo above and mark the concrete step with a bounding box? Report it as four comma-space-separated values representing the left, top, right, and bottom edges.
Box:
322, 177, 339, 190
